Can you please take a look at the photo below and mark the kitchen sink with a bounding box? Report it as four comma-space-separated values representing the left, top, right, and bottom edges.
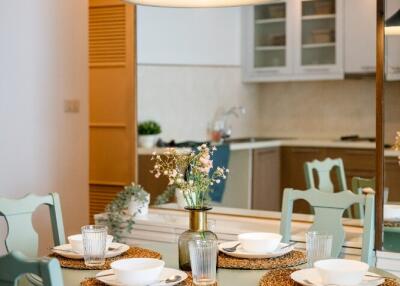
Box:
224, 137, 294, 143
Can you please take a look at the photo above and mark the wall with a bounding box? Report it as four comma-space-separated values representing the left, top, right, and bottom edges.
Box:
258, 79, 400, 143
137, 6, 240, 65
0, 0, 88, 254
138, 65, 260, 142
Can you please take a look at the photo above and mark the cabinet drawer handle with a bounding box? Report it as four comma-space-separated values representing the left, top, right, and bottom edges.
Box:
291, 148, 320, 153
344, 150, 375, 156
390, 66, 400, 72
304, 67, 330, 73
361, 66, 376, 71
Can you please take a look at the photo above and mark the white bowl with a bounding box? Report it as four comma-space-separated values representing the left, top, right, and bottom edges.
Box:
67, 234, 113, 253
314, 259, 369, 286
111, 258, 165, 286
238, 232, 282, 253
384, 204, 400, 221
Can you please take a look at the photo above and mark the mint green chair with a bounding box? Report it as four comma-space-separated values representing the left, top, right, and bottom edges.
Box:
0, 193, 65, 258
304, 158, 353, 218
280, 188, 375, 265
0, 251, 63, 286
352, 177, 376, 220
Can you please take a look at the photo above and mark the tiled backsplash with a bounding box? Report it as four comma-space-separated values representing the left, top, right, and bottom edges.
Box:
138, 65, 400, 144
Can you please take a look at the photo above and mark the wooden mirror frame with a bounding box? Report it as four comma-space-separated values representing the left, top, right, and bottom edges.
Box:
375, 0, 384, 251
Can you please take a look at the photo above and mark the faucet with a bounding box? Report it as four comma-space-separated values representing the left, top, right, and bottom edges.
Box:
219, 106, 246, 139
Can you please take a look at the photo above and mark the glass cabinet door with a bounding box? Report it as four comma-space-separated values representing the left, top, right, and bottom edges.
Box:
300, 0, 336, 66
253, 2, 288, 69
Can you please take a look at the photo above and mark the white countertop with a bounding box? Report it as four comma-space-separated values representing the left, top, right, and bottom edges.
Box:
139, 139, 400, 157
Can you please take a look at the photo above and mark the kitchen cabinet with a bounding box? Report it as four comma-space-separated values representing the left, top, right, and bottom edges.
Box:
252, 147, 281, 211
344, 0, 376, 74
385, 157, 400, 202
281, 146, 376, 214
281, 147, 326, 213
386, 0, 400, 81
242, 0, 344, 82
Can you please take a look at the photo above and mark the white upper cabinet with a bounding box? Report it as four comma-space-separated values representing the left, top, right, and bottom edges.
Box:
386, 0, 400, 81
242, 1, 293, 81
344, 0, 376, 74
242, 0, 344, 82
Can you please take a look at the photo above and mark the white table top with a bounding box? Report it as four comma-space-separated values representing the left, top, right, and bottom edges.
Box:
60, 241, 395, 285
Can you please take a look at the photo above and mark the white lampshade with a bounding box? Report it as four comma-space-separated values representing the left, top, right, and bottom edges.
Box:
124, 0, 273, 8
385, 9, 400, 36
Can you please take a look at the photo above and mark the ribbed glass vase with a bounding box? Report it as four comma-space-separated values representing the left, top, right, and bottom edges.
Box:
178, 207, 218, 271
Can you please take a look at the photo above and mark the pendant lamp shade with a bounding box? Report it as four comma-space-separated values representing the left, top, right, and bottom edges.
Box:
385, 9, 400, 35
124, 0, 272, 8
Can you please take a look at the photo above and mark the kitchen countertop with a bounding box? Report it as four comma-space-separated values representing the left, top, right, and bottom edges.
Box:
139, 139, 400, 157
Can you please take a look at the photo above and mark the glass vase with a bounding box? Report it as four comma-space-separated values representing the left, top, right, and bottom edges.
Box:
178, 207, 218, 271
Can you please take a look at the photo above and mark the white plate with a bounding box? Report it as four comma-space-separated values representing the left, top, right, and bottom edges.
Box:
96, 267, 188, 286
290, 268, 385, 286
218, 241, 294, 259
51, 242, 129, 260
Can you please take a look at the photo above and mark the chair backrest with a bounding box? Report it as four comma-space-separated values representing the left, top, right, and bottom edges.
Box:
0, 251, 63, 286
352, 177, 376, 220
0, 193, 65, 257
304, 158, 347, 193
280, 188, 375, 265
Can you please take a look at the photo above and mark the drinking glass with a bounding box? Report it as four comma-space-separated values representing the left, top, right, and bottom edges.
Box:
306, 231, 333, 268
81, 225, 108, 267
188, 239, 218, 286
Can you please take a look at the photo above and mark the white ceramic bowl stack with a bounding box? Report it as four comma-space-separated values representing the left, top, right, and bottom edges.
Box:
111, 258, 165, 286
314, 259, 369, 286
68, 234, 114, 253
238, 232, 282, 253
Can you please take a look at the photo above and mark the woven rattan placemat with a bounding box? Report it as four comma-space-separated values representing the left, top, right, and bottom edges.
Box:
259, 268, 400, 286
80, 273, 204, 286
50, 247, 161, 270
217, 250, 307, 270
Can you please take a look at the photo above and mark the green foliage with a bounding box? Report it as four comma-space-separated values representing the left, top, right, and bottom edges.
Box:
101, 183, 149, 242
154, 185, 176, 205
138, 120, 161, 135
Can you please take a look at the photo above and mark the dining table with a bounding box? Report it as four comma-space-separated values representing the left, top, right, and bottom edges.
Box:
58, 241, 397, 286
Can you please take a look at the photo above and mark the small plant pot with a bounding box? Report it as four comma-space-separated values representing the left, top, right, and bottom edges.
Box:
128, 194, 150, 217
138, 135, 158, 148
175, 189, 187, 209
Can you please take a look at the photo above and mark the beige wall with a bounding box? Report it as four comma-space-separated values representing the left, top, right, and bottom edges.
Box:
0, 0, 88, 254
139, 66, 400, 144
138, 65, 261, 142
259, 79, 400, 144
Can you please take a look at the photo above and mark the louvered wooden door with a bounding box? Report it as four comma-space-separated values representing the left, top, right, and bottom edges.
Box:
89, 0, 137, 222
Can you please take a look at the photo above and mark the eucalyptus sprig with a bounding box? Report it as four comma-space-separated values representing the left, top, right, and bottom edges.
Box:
100, 183, 149, 242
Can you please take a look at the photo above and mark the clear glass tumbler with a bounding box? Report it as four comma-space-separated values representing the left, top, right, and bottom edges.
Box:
306, 231, 333, 268
188, 239, 218, 286
81, 225, 108, 267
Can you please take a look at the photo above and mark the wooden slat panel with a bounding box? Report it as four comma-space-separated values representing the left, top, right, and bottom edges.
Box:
89, 4, 126, 64
89, 0, 136, 222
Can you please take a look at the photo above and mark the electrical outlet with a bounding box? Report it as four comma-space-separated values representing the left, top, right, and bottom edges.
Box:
64, 100, 80, 113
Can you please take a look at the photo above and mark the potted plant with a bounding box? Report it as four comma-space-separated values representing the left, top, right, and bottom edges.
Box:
101, 183, 150, 242
138, 120, 161, 148
151, 144, 228, 270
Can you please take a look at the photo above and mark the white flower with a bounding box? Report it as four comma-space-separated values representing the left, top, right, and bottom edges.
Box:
197, 146, 201, 151
226, 169, 230, 173
176, 178, 183, 184
169, 178, 175, 185
212, 146, 217, 151
215, 179, 221, 184
189, 180, 194, 186
163, 170, 168, 175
